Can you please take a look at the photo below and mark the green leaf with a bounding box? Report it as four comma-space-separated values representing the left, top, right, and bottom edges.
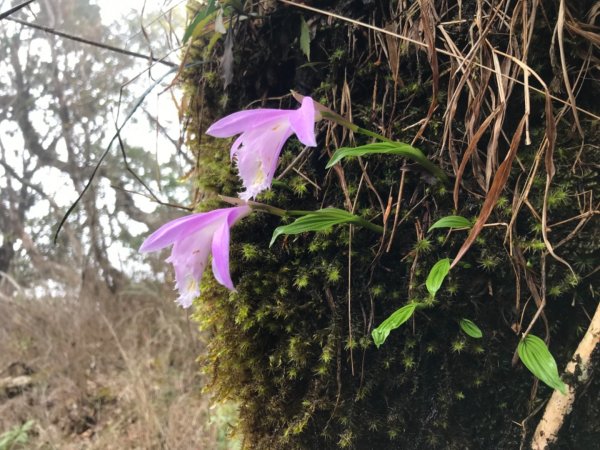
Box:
299, 16, 310, 61
428, 215, 472, 232
325, 142, 447, 182
426, 258, 451, 296
224, 0, 244, 12
459, 318, 483, 338
183, 0, 218, 44
372, 303, 417, 348
518, 334, 567, 395
0, 420, 34, 449
270, 208, 361, 247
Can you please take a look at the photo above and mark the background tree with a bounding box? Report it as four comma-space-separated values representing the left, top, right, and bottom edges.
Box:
0, 2, 235, 448
0, 0, 187, 297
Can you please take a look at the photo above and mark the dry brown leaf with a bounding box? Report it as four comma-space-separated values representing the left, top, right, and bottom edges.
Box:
557, 0, 584, 137
453, 106, 501, 209
451, 116, 526, 269
412, 0, 439, 143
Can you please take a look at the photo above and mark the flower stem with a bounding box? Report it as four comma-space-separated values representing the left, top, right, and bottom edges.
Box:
219, 195, 287, 217
352, 217, 385, 234
219, 195, 384, 234
320, 110, 394, 143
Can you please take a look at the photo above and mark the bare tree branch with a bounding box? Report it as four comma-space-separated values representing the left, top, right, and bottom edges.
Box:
6, 17, 178, 67
0, 0, 36, 21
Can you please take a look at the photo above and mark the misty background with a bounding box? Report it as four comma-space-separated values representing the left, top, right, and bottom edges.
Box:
0, 1, 237, 448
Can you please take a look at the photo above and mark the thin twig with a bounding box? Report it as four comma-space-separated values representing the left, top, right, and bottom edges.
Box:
276, 145, 312, 180
0, 0, 36, 20
7, 17, 178, 67
54, 68, 177, 243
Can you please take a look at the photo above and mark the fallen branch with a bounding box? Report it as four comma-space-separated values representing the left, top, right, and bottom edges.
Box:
531, 301, 600, 449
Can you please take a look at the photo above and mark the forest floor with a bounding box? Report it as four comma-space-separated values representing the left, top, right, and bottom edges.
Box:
0, 281, 239, 450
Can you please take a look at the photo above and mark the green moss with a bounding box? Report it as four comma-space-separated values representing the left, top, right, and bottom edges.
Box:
414, 238, 433, 254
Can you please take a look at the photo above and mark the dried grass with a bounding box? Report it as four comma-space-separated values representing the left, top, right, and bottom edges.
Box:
0, 282, 235, 449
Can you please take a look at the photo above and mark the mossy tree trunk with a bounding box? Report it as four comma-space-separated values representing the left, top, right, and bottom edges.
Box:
182, 0, 599, 448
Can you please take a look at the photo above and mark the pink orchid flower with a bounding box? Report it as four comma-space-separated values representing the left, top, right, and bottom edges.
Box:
206, 96, 319, 200
139, 205, 251, 308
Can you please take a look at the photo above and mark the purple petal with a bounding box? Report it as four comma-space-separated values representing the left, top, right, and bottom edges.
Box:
177, 294, 195, 309
206, 109, 290, 138
169, 229, 213, 272
263, 127, 295, 185
211, 220, 234, 290
209, 205, 251, 289
227, 205, 252, 224
289, 97, 317, 147
139, 209, 225, 253
230, 134, 244, 160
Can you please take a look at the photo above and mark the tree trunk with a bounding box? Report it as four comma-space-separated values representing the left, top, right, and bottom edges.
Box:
183, 0, 600, 448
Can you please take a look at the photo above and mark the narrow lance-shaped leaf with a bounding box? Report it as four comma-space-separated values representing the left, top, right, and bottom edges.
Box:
221, 28, 234, 88
183, 0, 218, 44
459, 318, 483, 339
517, 334, 567, 395
429, 215, 472, 232
299, 16, 311, 61
426, 258, 451, 297
372, 303, 418, 348
270, 208, 380, 247
326, 142, 448, 183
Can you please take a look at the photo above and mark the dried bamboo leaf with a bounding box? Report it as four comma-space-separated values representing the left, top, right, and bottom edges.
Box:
451, 116, 526, 269
413, 0, 439, 142
453, 107, 501, 209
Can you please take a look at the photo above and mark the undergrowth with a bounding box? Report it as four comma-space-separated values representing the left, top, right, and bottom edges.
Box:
0, 281, 239, 450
